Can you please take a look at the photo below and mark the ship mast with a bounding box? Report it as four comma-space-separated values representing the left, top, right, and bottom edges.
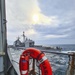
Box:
22, 31, 26, 47
22, 31, 26, 42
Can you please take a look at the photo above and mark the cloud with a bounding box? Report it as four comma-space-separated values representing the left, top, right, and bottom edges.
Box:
33, 15, 59, 27
45, 34, 68, 39
6, 0, 59, 27
25, 29, 37, 37
6, 0, 75, 44
6, 0, 60, 44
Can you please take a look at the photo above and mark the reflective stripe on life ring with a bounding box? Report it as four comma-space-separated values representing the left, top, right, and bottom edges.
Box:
19, 48, 52, 75
38, 56, 47, 65
21, 70, 28, 74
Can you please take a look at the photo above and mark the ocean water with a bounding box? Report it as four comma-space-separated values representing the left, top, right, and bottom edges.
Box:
23, 44, 75, 75
45, 44, 75, 75
49, 44, 75, 51
9, 44, 75, 75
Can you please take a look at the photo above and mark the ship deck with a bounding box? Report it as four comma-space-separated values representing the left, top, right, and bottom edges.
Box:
7, 47, 75, 75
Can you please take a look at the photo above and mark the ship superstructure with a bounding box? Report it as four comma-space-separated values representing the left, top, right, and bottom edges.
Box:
13, 32, 34, 48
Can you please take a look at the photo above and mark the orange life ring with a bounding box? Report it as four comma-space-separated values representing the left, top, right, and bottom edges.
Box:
19, 48, 52, 75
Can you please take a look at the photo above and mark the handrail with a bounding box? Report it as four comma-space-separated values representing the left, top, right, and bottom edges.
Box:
42, 50, 75, 56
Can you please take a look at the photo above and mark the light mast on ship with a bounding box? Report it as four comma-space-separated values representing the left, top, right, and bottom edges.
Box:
22, 31, 26, 47
22, 31, 26, 42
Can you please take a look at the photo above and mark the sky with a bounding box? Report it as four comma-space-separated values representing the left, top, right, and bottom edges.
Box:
6, 0, 75, 45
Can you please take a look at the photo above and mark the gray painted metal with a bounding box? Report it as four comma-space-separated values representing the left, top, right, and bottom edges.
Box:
0, 57, 3, 73
0, 0, 3, 55
0, 0, 8, 75
0, 1, 4, 74
42, 50, 75, 56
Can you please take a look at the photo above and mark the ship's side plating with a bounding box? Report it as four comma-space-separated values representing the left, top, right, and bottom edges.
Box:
0, 0, 8, 75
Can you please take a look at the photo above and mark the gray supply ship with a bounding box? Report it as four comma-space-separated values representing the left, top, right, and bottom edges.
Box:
11, 32, 62, 50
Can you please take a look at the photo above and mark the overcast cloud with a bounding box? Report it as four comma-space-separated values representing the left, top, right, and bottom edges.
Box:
6, 0, 75, 45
